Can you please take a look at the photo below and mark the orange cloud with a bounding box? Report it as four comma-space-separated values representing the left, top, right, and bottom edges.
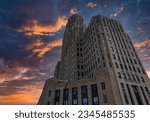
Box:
0, 85, 42, 104
146, 71, 150, 79
25, 38, 62, 58
134, 39, 150, 48
87, 2, 97, 8
0, 65, 32, 83
70, 7, 78, 14
17, 16, 67, 36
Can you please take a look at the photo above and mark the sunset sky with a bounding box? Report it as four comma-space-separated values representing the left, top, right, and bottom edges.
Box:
0, 0, 149, 104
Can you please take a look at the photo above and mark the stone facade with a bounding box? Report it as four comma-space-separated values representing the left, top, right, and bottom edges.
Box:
38, 14, 150, 105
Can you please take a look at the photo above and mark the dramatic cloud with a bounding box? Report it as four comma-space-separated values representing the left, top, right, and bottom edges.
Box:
87, 2, 97, 8
134, 39, 150, 78
70, 7, 78, 14
134, 39, 150, 48
16, 16, 67, 36
25, 38, 62, 58
0, 85, 42, 104
0, 65, 31, 83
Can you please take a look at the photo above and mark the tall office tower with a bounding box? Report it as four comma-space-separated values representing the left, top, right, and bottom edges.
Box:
38, 14, 150, 105
59, 15, 86, 81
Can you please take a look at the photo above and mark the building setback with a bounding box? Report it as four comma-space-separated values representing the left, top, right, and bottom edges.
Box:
38, 14, 150, 105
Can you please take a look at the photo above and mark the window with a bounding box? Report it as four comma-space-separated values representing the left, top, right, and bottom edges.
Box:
101, 82, 106, 90
54, 90, 60, 105
121, 83, 129, 104
120, 64, 123, 69
126, 84, 134, 105
145, 87, 150, 98
109, 40, 111, 44
118, 72, 121, 79
136, 76, 140, 82
132, 85, 143, 105
132, 75, 136, 81
134, 59, 137, 64
127, 74, 131, 80
124, 65, 128, 70
110, 47, 114, 52
115, 62, 118, 68
81, 86, 88, 105
63, 89, 69, 105
103, 94, 108, 103
140, 87, 149, 105
72, 87, 78, 105
98, 58, 100, 63
137, 68, 141, 73
123, 73, 127, 80
48, 90, 51, 97
91, 84, 99, 105
103, 63, 106, 67
102, 55, 104, 60
78, 71, 80, 76
113, 54, 116, 60
140, 76, 145, 83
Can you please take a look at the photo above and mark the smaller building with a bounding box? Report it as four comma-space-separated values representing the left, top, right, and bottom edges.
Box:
38, 68, 122, 105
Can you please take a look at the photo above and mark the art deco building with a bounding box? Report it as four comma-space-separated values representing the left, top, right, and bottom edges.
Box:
38, 14, 150, 105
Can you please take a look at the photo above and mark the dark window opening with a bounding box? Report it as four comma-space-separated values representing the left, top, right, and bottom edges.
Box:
103, 94, 108, 103
72, 87, 78, 105
48, 91, 51, 97
54, 90, 60, 105
140, 87, 149, 105
63, 89, 69, 105
91, 84, 99, 105
132, 85, 143, 105
81, 86, 88, 105
121, 83, 129, 104
101, 82, 106, 90
118, 72, 121, 79
126, 84, 134, 105
140, 76, 145, 83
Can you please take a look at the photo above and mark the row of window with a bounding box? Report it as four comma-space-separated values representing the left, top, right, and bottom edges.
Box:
117, 72, 145, 83
115, 61, 143, 74
120, 83, 150, 105
48, 83, 107, 105
104, 18, 145, 76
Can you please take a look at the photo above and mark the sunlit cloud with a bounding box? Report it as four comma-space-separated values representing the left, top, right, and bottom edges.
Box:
110, 6, 124, 17
0, 65, 32, 83
70, 7, 78, 14
0, 85, 42, 104
134, 39, 150, 78
87, 2, 97, 8
134, 39, 150, 48
146, 71, 150, 79
25, 38, 62, 58
16, 16, 67, 36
